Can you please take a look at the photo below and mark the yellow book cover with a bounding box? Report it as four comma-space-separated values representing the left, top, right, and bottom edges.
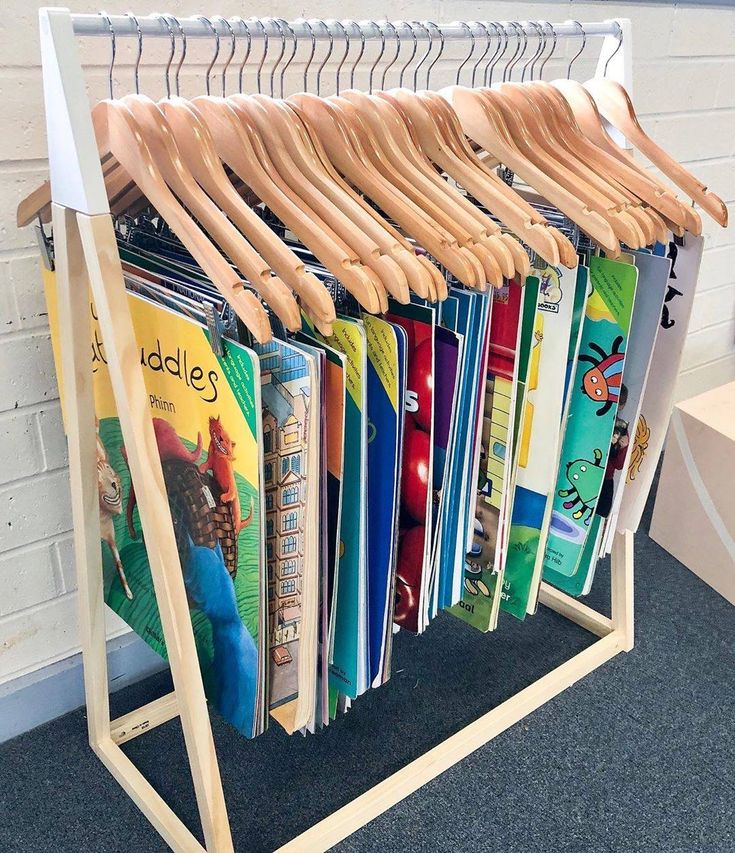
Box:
42, 269, 267, 738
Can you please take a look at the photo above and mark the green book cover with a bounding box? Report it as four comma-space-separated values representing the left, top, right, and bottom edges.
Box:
543, 257, 638, 592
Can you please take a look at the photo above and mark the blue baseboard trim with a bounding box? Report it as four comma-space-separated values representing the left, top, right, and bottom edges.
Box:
0, 633, 167, 744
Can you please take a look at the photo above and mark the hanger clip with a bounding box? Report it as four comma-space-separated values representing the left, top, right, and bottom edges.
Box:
203, 301, 225, 357
35, 217, 54, 272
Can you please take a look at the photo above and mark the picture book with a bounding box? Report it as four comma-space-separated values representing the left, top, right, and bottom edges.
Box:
320, 318, 369, 699
42, 268, 267, 739
501, 263, 581, 620
437, 289, 491, 609
362, 315, 402, 685
427, 325, 462, 620
295, 332, 346, 646
253, 337, 319, 733
596, 251, 671, 557
385, 302, 436, 634
616, 234, 704, 535
450, 280, 525, 632
543, 256, 638, 594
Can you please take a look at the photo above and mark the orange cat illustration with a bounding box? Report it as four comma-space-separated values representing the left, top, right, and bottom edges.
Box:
200, 416, 253, 534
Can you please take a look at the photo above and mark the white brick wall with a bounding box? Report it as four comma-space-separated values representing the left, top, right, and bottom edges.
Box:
0, 1, 733, 687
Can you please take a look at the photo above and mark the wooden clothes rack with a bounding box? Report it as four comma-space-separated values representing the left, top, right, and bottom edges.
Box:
40, 9, 635, 852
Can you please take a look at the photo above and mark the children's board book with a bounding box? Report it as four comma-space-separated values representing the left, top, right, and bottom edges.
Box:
501, 263, 579, 619
616, 233, 704, 536
543, 256, 638, 595
597, 251, 671, 558
42, 268, 267, 739
386, 301, 436, 635
316, 317, 369, 700
362, 315, 402, 686
253, 337, 319, 733
450, 280, 525, 632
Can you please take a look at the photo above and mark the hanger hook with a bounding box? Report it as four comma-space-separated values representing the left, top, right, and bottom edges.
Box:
196, 16, 219, 96
153, 14, 175, 99
212, 17, 235, 97
253, 18, 268, 95
566, 20, 586, 79
231, 17, 252, 94
311, 19, 334, 97
363, 21, 385, 94
453, 21, 475, 86
328, 20, 350, 96
481, 22, 501, 87
170, 16, 187, 97
487, 21, 508, 86
262, 18, 286, 98
537, 21, 556, 81
604, 21, 624, 77
521, 21, 544, 82
345, 21, 366, 91
504, 22, 527, 83
394, 21, 417, 89
379, 21, 400, 91
99, 12, 116, 99
409, 21, 431, 91
424, 21, 444, 90
125, 12, 143, 94
468, 22, 491, 88
297, 19, 317, 93
276, 19, 298, 97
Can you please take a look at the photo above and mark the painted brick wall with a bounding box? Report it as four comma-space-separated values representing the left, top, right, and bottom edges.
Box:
0, 1, 733, 687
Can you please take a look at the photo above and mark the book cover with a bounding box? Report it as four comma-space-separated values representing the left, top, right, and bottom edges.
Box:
253, 337, 318, 733
597, 251, 671, 557
386, 302, 436, 634
501, 264, 581, 619
42, 269, 266, 738
450, 281, 524, 632
362, 315, 402, 684
321, 318, 368, 699
616, 234, 704, 535
543, 257, 638, 593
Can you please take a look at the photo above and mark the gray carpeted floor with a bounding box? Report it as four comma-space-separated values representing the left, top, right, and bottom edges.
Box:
1, 481, 734, 852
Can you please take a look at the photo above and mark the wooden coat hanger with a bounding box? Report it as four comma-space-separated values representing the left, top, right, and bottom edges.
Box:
230, 93, 410, 302
445, 84, 620, 257
190, 95, 384, 313
585, 77, 728, 227
415, 88, 579, 268
290, 92, 476, 290
502, 80, 661, 246
485, 84, 643, 249
552, 78, 701, 235
373, 86, 531, 279
91, 99, 272, 342
249, 93, 432, 300
333, 91, 501, 286
325, 92, 486, 287
158, 96, 336, 332
343, 88, 514, 284
120, 94, 302, 332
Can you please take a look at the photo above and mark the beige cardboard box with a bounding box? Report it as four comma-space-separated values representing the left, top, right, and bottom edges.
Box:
650, 381, 735, 605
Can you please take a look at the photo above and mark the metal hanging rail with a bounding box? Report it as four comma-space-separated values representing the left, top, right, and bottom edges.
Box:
68, 14, 622, 42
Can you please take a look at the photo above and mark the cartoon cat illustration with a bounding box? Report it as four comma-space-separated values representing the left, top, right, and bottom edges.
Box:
200, 416, 254, 534
124, 418, 203, 538
96, 419, 132, 599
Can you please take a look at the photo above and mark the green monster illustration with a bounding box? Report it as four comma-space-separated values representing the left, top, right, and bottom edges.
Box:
558, 449, 605, 525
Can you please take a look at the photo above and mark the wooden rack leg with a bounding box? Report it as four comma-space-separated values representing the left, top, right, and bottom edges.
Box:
611, 529, 635, 651
52, 204, 112, 750
53, 205, 233, 853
